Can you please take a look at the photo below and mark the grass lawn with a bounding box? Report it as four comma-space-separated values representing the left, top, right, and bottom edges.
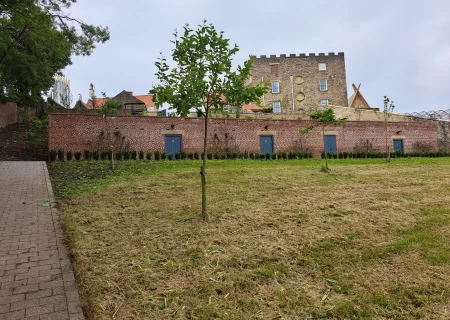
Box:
48, 158, 450, 319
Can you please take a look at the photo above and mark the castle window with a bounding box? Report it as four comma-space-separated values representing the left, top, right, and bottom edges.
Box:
271, 81, 280, 93
319, 79, 327, 91
272, 101, 281, 113
270, 64, 279, 76
318, 63, 327, 71
320, 99, 329, 105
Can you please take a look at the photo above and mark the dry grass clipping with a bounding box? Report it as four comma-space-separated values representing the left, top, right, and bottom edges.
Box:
56, 160, 450, 319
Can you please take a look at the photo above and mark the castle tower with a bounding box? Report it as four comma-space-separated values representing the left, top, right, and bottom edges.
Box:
247, 53, 348, 113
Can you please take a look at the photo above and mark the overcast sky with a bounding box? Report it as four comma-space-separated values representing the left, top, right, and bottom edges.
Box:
64, 0, 450, 114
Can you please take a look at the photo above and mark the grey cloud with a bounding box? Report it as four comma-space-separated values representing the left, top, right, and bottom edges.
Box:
64, 0, 450, 113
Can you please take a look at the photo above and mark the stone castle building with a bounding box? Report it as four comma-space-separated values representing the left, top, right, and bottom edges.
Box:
247, 53, 348, 113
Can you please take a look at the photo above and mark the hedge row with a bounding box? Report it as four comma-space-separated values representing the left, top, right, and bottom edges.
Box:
321, 150, 450, 159
48, 149, 313, 161
49, 149, 450, 162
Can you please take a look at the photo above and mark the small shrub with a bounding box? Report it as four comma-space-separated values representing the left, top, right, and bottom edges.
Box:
343, 152, 348, 159
271, 152, 276, 160
214, 152, 220, 160
24, 131, 37, 141
108, 150, 113, 160
412, 141, 433, 152
139, 151, 145, 160
116, 151, 123, 160
123, 151, 131, 160
175, 152, 181, 160
154, 151, 161, 160
265, 152, 271, 160
74, 152, 81, 160
338, 152, 343, 159
167, 152, 173, 160
83, 150, 91, 161
249, 152, 255, 160
207, 152, 213, 160
100, 151, 108, 160
187, 152, 194, 160
57, 149, 64, 161
92, 150, 99, 160
146, 152, 152, 160
259, 153, 265, 160
161, 152, 166, 160
49, 149, 57, 161
66, 150, 73, 161
296, 152, 302, 159
194, 151, 199, 160
220, 153, 226, 160
130, 150, 137, 160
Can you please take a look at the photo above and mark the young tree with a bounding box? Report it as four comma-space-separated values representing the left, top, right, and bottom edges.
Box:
98, 99, 122, 117
382, 96, 395, 162
150, 20, 267, 221
308, 107, 344, 170
97, 93, 123, 170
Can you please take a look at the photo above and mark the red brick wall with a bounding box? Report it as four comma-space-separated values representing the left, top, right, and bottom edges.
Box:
0, 102, 37, 128
48, 114, 438, 157
0, 102, 18, 128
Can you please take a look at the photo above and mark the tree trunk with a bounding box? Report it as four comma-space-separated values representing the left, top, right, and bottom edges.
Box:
200, 109, 209, 221
385, 123, 390, 162
322, 126, 328, 169
110, 147, 115, 171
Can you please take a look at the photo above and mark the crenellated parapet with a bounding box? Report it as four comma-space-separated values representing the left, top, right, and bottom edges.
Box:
250, 52, 344, 59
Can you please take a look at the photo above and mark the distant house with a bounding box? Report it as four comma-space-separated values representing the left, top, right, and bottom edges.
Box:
80, 84, 155, 113
85, 97, 108, 109
113, 90, 146, 114
134, 94, 155, 112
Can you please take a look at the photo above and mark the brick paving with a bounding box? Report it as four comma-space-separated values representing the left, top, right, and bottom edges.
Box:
0, 162, 84, 320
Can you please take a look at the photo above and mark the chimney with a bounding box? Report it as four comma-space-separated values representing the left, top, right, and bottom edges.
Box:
127, 91, 133, 96
89, 83, 95, 100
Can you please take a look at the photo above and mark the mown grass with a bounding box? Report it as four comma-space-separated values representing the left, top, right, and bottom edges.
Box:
48, 158, 450, 319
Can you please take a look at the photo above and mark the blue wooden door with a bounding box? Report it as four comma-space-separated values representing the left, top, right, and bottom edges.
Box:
393, 139, 404, 153
259, 135, 274, 154
164, 135, 182, 159
324, 135, 337, 153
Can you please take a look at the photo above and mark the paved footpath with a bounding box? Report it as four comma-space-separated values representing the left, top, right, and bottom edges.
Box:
0, 162, 84, 320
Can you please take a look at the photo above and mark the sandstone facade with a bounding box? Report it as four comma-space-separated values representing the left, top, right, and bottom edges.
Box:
248, 53, 348, 112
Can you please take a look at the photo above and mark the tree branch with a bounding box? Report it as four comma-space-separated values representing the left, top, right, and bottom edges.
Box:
0, 23, 28, 64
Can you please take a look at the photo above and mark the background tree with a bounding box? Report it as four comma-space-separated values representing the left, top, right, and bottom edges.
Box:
97, 94, 123, 170
307, 107, 344, 170
0, 0, 109, 107
98, 98, 122, 117
150, 20, 267, 221
381, 96, 395, 162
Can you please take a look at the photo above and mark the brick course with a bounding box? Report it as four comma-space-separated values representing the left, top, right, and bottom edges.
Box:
48, 114, 438, 157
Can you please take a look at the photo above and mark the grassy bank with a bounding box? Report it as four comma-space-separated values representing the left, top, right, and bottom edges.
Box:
48, 158, 450, 319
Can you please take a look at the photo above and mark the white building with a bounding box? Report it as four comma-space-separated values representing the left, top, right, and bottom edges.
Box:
50, 76, 72, 108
